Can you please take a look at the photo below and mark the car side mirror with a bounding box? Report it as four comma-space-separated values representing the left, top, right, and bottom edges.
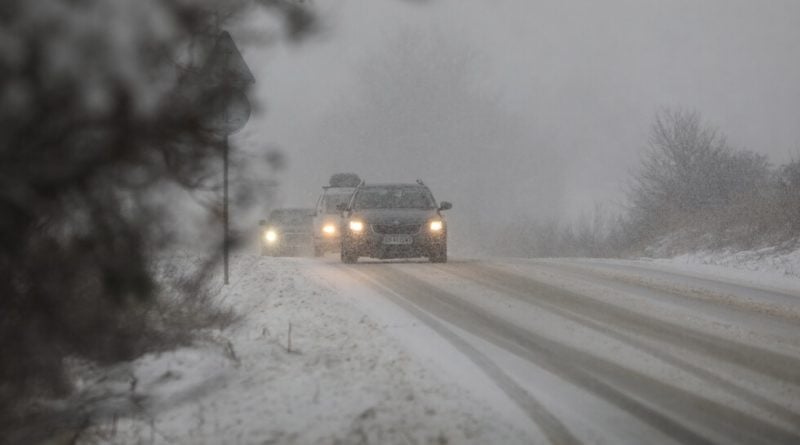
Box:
439, 201, 452, 211
258, 219, 267, 226
336, 203, 348, 212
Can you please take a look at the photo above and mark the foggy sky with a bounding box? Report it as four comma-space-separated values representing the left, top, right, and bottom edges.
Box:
232, 0, 800, 234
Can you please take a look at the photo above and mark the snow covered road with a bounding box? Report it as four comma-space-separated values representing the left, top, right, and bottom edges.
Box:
309, 256, 800, 444
87, 255, 800, 444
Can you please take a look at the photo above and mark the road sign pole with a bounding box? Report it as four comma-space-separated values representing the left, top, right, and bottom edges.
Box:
200, 30, 254, 286
223, 134, 229, 285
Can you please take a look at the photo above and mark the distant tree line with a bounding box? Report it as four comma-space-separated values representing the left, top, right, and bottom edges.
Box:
498, 108, 800, 257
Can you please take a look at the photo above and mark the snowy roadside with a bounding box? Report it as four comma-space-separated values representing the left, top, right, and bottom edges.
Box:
70, 253, 524, 444
538, 245, 800, 299
656, 246, 800, 276
639, 245, 800, 293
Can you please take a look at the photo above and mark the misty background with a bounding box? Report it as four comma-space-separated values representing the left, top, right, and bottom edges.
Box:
4, 0, 800, 440
230, 0, 800, 253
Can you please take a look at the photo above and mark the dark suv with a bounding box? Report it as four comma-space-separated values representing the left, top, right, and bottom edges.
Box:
338, 182, 452, 263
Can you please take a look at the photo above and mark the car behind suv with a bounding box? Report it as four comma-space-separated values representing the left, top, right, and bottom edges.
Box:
312, 186, 356, 256
338, 182, 452, 263
259, 208, 314, 256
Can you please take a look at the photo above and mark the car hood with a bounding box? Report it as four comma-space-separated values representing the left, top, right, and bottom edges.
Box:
353, 209, 438, 224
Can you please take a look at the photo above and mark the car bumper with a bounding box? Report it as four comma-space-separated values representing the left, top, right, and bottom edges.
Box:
343, 230, 445, 259
314, 235, 341, 252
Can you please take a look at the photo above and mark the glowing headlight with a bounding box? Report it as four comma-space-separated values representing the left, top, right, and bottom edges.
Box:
349, 221, 364, 232
264, 230, 277, 243
430, 220, 443, 231
322, 224, 336, 235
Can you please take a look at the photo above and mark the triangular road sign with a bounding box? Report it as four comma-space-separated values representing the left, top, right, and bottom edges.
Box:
202, 31, 255, 88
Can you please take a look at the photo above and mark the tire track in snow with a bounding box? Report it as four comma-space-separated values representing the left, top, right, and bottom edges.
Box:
338, 263, 580, 445
345, 264, 727, 445
371, 262, 800, 444
435, 263, 800, 433
464, 262, 800, 385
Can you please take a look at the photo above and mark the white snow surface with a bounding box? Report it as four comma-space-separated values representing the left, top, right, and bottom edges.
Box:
643, 245, 800, 291
68, 249, 800, 444
77, 254, 527, 444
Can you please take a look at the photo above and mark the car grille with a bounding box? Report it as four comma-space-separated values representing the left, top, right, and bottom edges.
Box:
371, 224, 421, 235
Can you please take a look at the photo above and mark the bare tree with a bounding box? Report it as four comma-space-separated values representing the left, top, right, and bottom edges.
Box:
626, 108, 769, 246
775, 157, 800, 239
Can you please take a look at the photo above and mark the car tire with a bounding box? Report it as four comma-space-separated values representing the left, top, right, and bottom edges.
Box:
341, 242, 358, 264
429, 244, 447, 263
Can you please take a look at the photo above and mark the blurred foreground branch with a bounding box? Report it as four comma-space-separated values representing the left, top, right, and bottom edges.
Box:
0, 0, 315, 425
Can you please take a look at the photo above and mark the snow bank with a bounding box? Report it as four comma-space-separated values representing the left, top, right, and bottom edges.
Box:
637, 244, 800, 293
664, 246, 800, 277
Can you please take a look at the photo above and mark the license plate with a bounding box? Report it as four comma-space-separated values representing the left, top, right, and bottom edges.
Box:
382, 234, 412, 245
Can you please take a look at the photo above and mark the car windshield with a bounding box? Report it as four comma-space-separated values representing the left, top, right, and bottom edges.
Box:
324, 192, 353, 213
269, 210, 312, 227
353, 186, 435, 209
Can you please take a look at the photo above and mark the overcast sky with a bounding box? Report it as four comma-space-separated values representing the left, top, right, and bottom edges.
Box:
232, 0, 800, 236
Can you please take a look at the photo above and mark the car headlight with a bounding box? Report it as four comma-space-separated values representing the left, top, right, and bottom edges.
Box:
322, 224, 336, 235
264, 229, 278, 243
349, 220, 364, 232
430, 220, 443, 232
